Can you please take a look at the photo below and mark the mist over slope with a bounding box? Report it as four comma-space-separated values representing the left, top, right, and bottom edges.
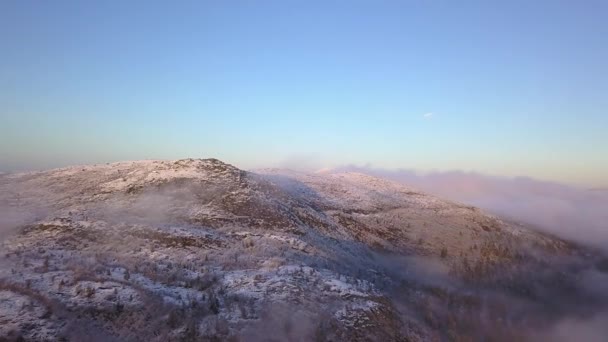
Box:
0, 159, 606, 341
329, 166, 608, 251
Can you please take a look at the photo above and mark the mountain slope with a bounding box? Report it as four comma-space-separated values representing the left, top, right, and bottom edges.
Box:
0, 159, 606, 341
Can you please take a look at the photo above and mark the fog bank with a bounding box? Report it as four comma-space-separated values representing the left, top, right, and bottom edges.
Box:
331, 166, 608, 250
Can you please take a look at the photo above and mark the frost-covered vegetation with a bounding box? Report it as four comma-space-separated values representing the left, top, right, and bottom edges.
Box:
0, 159, 606, 341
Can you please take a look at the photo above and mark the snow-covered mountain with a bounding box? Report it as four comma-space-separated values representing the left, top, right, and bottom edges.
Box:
0, 159, 606, 341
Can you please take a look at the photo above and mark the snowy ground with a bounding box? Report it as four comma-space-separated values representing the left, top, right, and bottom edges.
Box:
0, 159, 606, 341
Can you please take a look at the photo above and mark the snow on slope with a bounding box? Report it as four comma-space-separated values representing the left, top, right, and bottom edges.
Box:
0, 159, 605, 341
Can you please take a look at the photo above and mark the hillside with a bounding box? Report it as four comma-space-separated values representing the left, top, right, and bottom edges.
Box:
0, 159, 606, 341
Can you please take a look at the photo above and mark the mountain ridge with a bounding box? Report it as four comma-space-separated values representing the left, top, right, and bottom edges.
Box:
0, 158, 606, 341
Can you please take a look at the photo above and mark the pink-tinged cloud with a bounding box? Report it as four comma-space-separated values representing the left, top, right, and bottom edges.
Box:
331, 165, 608, 250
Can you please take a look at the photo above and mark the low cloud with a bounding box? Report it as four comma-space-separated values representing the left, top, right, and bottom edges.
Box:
423, 112, 434, 119
331, 165, 608, 250
275, 154, 328, 172
532, 313, 608, 342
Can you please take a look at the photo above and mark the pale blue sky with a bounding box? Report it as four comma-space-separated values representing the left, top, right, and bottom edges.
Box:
1, 1, 607, 186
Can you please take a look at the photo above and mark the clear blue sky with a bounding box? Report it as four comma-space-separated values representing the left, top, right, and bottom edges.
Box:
1, 0, 607, 186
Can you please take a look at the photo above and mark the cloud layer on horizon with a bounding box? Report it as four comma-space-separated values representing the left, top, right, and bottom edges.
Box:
330, 165, 608, 250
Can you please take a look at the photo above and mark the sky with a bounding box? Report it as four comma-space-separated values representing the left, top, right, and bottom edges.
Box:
1, 0, 607, 187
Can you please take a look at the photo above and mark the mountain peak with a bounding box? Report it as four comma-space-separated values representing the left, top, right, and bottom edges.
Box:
0, 159, 604, 341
